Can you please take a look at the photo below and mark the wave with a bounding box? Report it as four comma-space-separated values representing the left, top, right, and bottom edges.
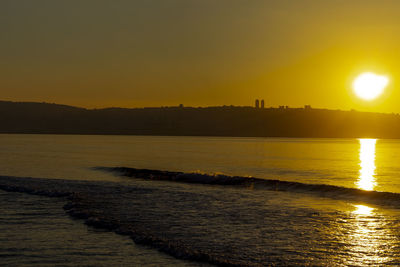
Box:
1, 175, 286, 266
1, 173, 400, 266
95, 166, 400, 207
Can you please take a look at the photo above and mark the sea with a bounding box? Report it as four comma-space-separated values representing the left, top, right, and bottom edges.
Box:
1, 134, 400, 266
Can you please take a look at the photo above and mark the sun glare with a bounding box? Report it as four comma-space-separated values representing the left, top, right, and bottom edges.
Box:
353, 72, 389, 100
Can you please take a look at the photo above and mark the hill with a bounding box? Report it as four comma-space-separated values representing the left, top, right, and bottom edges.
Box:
0, 100, 400, 138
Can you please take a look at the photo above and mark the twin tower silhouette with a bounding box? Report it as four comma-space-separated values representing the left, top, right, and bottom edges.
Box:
255, 99, 265, 108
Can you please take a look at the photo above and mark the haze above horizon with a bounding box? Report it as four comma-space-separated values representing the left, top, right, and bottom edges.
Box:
2, 0, 400, 113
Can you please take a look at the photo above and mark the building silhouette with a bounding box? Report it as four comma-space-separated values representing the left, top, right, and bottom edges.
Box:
255, 99, 259, 108
261, 99, 265, 108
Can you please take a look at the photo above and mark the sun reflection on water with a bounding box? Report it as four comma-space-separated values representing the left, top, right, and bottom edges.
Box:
357, 139, 377, 191
346, 141, 393, 264
346, 204, 391, 265
353, 204, 373, 216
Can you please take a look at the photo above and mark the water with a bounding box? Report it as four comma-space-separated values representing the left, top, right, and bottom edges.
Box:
0, 190, 203, 267
1, 134, 400, 192
1, 134, 400, 265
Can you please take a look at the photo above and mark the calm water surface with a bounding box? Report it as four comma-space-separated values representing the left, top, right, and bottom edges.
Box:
0, 134, 399, 192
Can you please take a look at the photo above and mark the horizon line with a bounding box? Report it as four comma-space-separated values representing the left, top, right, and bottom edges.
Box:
1, 99, 400, 115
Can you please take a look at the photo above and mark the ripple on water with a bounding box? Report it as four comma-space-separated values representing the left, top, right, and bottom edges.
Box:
1, 176, 400, 266
0, 190, 207, 267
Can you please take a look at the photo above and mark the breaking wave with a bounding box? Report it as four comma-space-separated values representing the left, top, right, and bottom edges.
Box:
96, 167, 400, 207
2, 168, 400, 266
0, 176, 238, 266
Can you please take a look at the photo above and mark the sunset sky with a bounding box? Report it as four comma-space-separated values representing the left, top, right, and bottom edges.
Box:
1, 0, 400, 113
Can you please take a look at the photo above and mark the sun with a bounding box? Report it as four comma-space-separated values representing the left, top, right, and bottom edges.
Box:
353, 72, 389, 100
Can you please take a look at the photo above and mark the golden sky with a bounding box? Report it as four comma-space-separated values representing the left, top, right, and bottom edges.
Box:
1, 0, 400, 113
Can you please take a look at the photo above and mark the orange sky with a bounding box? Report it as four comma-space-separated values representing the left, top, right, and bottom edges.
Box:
1, 0, 400, 113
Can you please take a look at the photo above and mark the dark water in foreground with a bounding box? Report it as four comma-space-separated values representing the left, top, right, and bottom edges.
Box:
0, 190, 202, 266
1, 135, 400, 266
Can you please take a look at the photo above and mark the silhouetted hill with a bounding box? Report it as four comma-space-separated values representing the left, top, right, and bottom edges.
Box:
1, 100, 400, 138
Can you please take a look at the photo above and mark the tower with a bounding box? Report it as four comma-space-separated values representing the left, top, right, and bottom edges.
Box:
261, 99, 265, 108
255, 99, 259, 108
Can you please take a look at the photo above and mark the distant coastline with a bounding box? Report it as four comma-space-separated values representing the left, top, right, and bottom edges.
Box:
1, 100, 400, 139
